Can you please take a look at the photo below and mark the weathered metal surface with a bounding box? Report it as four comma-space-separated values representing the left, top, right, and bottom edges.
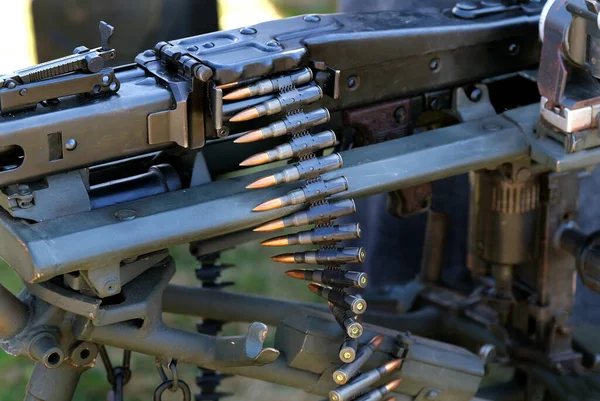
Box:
0, 107, 532, 283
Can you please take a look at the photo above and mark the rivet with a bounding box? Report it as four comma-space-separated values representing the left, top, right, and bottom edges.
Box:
239, 27, 257, 35
102, 75, 110, 85
429, 58, 440, 71
186, 45, 199, 51
203, 42, 215, 48
65, 139, 77, 151
115, 209, 136, 221
304, 15, 321, 22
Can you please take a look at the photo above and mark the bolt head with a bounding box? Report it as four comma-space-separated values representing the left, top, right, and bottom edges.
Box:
115, 209, 136, 221
469, 88, 483, 102
429, 58, 440, 71
65, 139, 77, 151
304, 15, 321, 22
19, 88, 27, 96
239, 27, 257, 35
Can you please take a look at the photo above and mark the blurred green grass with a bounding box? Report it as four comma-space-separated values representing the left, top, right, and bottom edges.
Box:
0, 240, 323, 401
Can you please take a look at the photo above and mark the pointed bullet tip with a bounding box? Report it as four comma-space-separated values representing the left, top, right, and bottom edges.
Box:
260, 236, 289, 246
285, 270, 305, 280
383, 359, 404, 372
229, 107, 260, 123
253, 198, 283, 212
371, 334, 384, 348
385, 379, 402, 392
271, 254, 295, 263
240, 152, 270, 167
246, 175, 277, 189
234, 130, 264, 144
307, 283, 320, 294
253, 219, 285, 232
223, 88, 252, 101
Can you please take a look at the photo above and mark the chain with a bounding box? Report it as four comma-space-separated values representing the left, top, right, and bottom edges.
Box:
99, 346, 132, 401
154, 358, 191, 401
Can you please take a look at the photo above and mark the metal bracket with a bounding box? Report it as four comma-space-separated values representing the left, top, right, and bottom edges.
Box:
0, 170, 91, 222
215, 322, 280, 367
0, 68, 120, 114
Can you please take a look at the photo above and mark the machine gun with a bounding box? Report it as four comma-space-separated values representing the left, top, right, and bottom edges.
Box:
4, 1, 600, 400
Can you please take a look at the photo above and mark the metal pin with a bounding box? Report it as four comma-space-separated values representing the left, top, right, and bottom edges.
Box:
339, 337, 359, 363
247, 153, 343, 189
351, 380, 402, 401
253, 177, 347, 211
286, 269, 368, 289
230, 83, 322, 122
329, 360, 404, 401
254, 199, 355, 232
261, 223, 362, 246
330, 303, 364, 339
234, 108, 330, 143
333, 335, 385, 385
307, 283, 367, 314
241, 130, 336, 167
224, 68, 313, 100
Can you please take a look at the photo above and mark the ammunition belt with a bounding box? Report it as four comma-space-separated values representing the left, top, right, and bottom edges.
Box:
227, 67, 368, 363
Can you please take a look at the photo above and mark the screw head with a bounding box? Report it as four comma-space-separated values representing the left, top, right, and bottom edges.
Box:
508, 43, 520, 55
347, 75, 359, 90
304, 15, 321, 22
429, 58, 440, 71
65, 139, 77, 151
394, 107, 406, 124
104, 279, 120, 295
469, 87, 483, 102
239, 27, 257, 35
115, 209, 136, 221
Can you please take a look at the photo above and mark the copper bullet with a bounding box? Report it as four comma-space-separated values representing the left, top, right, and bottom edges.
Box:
253, 176, 347, 212
216, 82, 240, 90
270, 254, 296, 263
246, 153, 343, 189
234, 108, 330, 144
229, 83, 322, 122
240, 130, 336, 167
223, 87, 252, 100
329, 360, 403, 401
234, 129, 264, 144
333, 335, 385, 384
253, 198, 283, 212
246, 175, 278, 189
224, 68, 313, 100
308, 283, 367, 314
253, 199, 356, 232
253, 219, 285, 232
229, 107, 260, 122
285, 269, 368, 289
261, 223, 361, 247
